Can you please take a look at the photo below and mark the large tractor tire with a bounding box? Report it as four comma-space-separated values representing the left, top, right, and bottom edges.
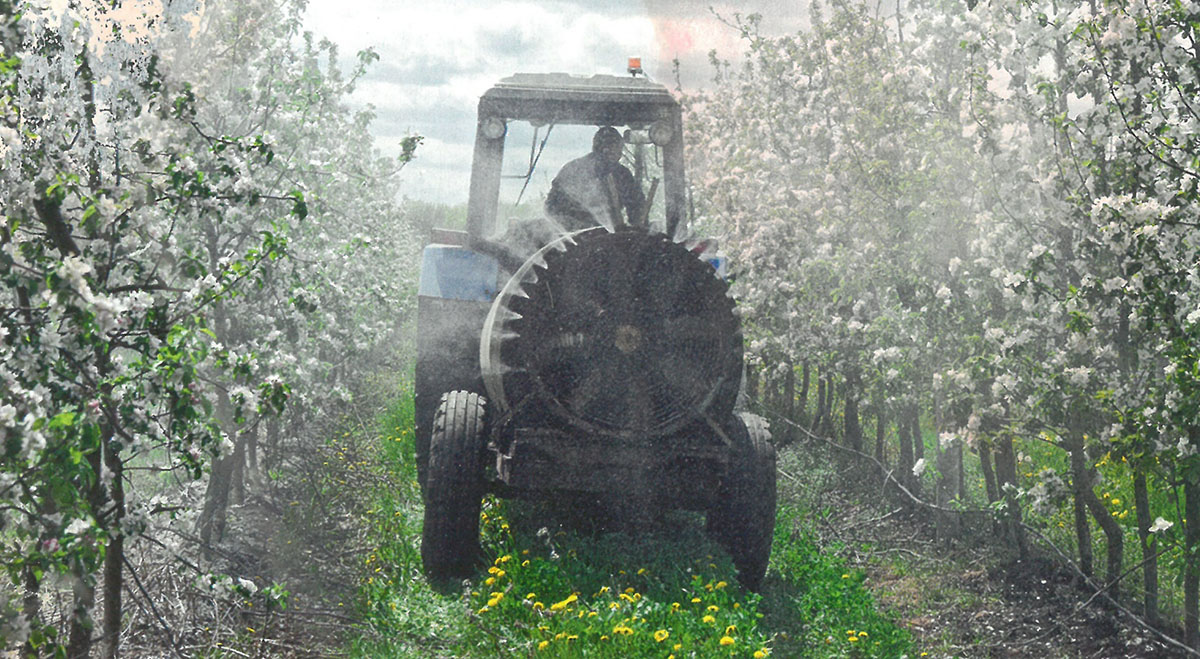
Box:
421, 391, 487, 580
707, 412, 776, 591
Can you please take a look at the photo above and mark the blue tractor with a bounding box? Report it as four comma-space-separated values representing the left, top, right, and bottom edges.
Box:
414, 71, 776, 590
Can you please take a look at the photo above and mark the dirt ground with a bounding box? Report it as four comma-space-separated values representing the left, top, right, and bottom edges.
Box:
807, 473, 1191, 658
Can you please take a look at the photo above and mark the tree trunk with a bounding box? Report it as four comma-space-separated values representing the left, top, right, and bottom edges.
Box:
873, 390, 885, 467
199, 389, 238, 555
1068, 439, 1095, 578
21, 565, 41, 657
102, 437, 124, 659
993, 434, 1027, 557
909, 406, 924, 463
67, 423, 106, 658
231, 432, 247, 506
1081, 473, 1124, 597
820, 375, 837, 438
246, 423, 260, 490
898, 411, 915, 491
1186, 474, 1199, 649
782, 362, 796, 444
811, 374, 826, 435
1133, 467, 1158, 625
843, 370, 863, 453
978, 440, 999, 505
264, 417, 282, 473
798, 361, 811, 424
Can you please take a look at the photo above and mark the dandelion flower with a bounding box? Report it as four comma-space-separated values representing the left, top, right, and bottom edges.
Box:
702, 615, 716, 624
715, 581, 728, 589
550, 594, 577, 611
848, 636, 860, 643
707, 605, 719, 612
720, 636, 735, 646
537, 640, 549, 650
691, 597, 702, 604
654, 629, 670, 642
754, 650, 770, 658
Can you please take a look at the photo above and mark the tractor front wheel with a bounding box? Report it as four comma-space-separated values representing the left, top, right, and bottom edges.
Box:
421, 391, 487, 580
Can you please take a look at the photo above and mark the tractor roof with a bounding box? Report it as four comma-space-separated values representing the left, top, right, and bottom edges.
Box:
479, 73, 679, 126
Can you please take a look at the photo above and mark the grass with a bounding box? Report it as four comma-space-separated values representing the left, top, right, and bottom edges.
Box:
346, 386, 910, 657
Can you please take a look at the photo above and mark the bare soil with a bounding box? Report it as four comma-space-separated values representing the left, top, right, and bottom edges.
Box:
802, 457, 1189, 658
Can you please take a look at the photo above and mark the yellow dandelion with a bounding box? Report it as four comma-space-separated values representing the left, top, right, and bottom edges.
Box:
707, 605, 719, 612
725, 624, 737, 635
654, 629, 670, 642
720, 636, 735, 646
691, 597, 702, 604
858, 631, 868, 637
715, 580, 728, 589
1112, 498, 1121, 506
674, 643, 682, 651
527, 593, 537, 600
477, 606, 489, 614
484, 577, 495, 586
842, 573, 850, 579
702, 615, 716, 624
550, 594, 577, 611
537, 640, 549, 650
848, 636, 859, 643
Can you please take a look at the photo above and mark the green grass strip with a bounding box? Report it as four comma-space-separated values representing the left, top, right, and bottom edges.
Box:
348, 389, 910, 658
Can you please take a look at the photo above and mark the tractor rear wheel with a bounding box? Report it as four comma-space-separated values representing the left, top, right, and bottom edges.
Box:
707, 412, 776, 591
421, 391, 487, 580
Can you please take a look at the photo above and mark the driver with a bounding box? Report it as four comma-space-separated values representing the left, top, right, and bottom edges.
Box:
544, 126, 645, 232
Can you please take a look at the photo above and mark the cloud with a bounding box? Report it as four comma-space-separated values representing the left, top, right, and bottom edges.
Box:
303, 0, 807, 203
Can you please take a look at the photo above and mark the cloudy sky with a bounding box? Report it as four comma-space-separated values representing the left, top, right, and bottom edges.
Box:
302, 1, 809, 204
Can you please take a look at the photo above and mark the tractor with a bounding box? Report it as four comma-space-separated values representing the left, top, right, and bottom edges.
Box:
413, 68, 776, 590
